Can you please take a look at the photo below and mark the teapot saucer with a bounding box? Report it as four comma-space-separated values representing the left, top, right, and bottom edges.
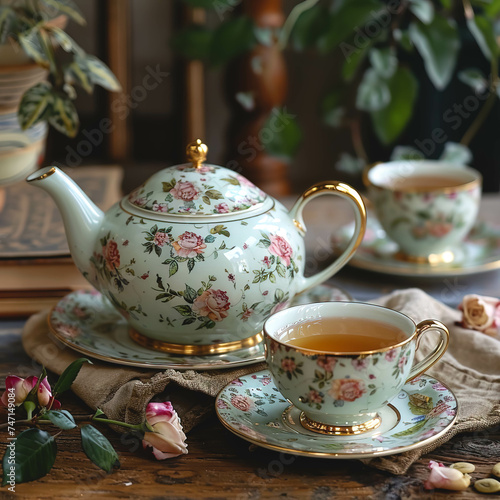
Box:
48, 284, 351, 371
215, 370, 457, 458
333, 215, 500, 277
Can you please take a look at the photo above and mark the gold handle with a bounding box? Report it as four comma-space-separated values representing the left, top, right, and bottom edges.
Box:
289, 181, 367, 294
406, 320, 450, 382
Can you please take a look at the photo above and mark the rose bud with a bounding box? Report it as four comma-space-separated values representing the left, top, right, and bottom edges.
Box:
424, 461, 471, 491
0, 375, 60, 409
142, 401, 188, 460
459, 294, 500, 337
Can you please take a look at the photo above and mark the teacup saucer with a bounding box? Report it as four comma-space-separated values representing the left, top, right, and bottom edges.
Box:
48, 284, 351, 371
215, 370, 457, 458
333, 215, 500, 277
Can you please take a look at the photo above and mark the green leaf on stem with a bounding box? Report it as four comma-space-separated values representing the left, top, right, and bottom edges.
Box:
18, 82, 53, 130
210, 17, 256, 66
262, 108, 301, 160
371, 66, 418, 145
66, 58, 93, 93
171, 25, 213, 61
48, 26, 84, 56
44, 410, 77, 430
18, 27, 48, 67
369, 47, 397, 79
317, 0, 384, 53
356, 68, 391, 112
342, 42, 372, 81
53, 357, 92, 397
458, 68, 488, 93
40, 0, 86, 25
48, 93, 79, 137
2, 428, 57, 486
409, 0, 435, 24
85, 55, 122, 92
321, 89, 345, 128
408, 16, 460, 90
290, 4, 329, 51
80, 425, 120, 473
466, 15, 499, 60
485, 0, 500, 17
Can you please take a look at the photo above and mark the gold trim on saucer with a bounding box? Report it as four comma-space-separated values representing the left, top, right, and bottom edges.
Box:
395, 250, 455, 266
299, 412, 382, 436
129, 329, 263, 355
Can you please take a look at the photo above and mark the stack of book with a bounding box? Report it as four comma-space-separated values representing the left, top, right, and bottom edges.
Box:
0, 165, 123, 317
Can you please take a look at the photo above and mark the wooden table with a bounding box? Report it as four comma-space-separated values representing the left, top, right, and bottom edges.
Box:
2, 196, 500, 499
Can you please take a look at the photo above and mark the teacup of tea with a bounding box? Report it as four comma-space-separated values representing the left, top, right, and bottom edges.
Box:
364, 160, 482, 263
263, 301, 449, 435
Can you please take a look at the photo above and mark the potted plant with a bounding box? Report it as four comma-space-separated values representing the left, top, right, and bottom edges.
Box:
0, 0, 121, 185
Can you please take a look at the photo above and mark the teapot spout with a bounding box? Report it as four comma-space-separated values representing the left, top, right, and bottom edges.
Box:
27, 166, 104, 284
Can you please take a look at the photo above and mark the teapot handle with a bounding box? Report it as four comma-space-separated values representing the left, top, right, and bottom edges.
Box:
289, 181, 366, 294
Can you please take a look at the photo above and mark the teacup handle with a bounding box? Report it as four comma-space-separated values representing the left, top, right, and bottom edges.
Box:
406, 320, 450, 382
289, 181, 366, 294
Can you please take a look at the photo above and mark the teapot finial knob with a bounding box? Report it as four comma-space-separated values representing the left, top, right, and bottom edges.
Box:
186, 139, 208, 168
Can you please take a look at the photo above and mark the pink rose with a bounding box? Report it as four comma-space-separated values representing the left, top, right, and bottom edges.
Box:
329, 378, 366, 402
192, 289, 230, 322
263, 256, 271, 268
268, 234, 293, 267
385, 349, 398, 362
281, 357, 296, 372
230, 394, 254, 412
102, 240, 120, 270
142, 401, 188, 460
0, 375, 60, 409
58, 323, 81, 339
154, 231, 169, 247
129, 194, 147, 207
428, 221, 453, 238
241, 308, 253, 320
307, 389, 323, 404
398, 356, 407, 372
236, 174, 255, 187
459, 294, 500, 336
316, 355, 336, 373
172, 231, 206, 258
170, 181, 200, 202
424, 461, 471, 491
152, 202, 169, 213
351, 358, 369, 371
215, 202, 230, 213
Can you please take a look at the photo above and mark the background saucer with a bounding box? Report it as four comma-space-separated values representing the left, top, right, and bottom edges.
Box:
333, 215, 500, 277
215, 370, 457, 458
48, 284, 351, 371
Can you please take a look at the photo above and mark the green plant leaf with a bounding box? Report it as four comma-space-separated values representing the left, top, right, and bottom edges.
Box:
458, 68, 487, 93
48, 26, 84, 55
171, 25, 213, 61
342, 41, 371, 81
408, 16, 460, 90
174, 305, 193, 316
335, 153, 366, 174
466, 15, 499, 60
394, 29, 414, 52
290, 4, 329, 51
48, 93, 79, 137
369, 47, 397, 79
321, 89, 345, 128
85, 55, 121, 92
18, 82, 53, 130
53, 358, 92, 396
317, 0, 384, 53
44, 410, 77, 430
371, 66, 418, 145
390, 145, 425, 161
356, 68, 390, 112
80, 425, 119, 472
66, 60, 93, 93
2, 428, 56, 485
0, 6, 15, 44
485, 0, 500, 16
18, 27, 47, 67
409, 0, 434, 24
262, 108, 301, 160
41, 0, 86, 25
210, 17, 256, 66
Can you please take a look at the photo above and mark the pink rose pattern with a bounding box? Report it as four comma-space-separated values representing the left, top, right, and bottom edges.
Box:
268, 234, 293, 267
172, 231, 206, 258
192, 289, 230, 322
329, 378, 366, 402
230, 394, 254, 412
153, 232, 169, 247
102, 240, 120, 270
170, 181, 200, 202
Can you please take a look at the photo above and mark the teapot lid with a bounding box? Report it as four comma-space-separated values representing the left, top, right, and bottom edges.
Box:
125, 140, 269, 217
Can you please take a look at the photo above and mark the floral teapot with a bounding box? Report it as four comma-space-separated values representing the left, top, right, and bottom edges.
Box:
27, 141, 366, 355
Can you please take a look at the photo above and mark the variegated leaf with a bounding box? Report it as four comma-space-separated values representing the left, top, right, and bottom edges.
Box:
85, 55, 121, 92
49, 26, 84, 55
18, 27, 49, 67
66, 56, 93, 93
40, 0, 86, 25
18, 82, 53, 130
0, 6, 15, 44
48, 94, 79, 137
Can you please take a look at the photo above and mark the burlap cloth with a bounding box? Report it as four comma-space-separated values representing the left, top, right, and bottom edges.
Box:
22, 288, 500, 475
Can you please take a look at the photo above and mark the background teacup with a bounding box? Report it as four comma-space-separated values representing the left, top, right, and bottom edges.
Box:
263, 302, 449, 435
363, 160, 482, 263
